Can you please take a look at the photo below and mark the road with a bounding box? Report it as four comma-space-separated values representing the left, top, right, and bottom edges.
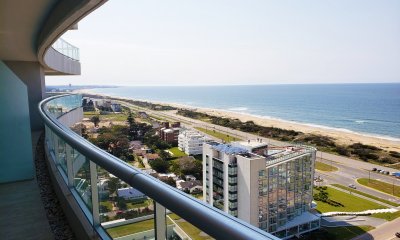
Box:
117, 101, 400, 238
120, 100, 400, 184
352, 217, 400, 240
316, 158, 400, 204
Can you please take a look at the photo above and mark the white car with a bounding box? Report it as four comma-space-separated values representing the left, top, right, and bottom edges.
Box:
348, 184, 357, 189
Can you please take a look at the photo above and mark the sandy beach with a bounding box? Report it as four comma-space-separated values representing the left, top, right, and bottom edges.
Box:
77, 89, 400, 152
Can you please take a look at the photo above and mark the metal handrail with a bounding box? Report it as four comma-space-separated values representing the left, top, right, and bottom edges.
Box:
38, 94, 278, 240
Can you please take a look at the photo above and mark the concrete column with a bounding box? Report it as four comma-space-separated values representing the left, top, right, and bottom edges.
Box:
4, 61, 45, 131
154, 202, 167, 240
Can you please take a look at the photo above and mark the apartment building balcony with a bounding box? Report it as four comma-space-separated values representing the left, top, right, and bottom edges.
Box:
35, 94, 279, 239
0, 1, 279, 239
43, 38, 81, 75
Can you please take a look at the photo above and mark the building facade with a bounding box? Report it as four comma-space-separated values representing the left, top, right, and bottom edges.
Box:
203, 141, 319, 239
178, 130, 206, 155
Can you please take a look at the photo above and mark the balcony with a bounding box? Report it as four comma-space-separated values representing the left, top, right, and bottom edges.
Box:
39, 94, 278, 240
43, 38, 81, 75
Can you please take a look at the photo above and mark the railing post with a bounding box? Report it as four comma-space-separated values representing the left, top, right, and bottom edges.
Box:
53, 132, 60, 164
155, 202, 166, 240
66, 144, 74, 187
90, 161, 100, 226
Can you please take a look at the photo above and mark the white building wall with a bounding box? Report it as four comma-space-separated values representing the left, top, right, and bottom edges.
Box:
236, 155, 265, 226
179, 130, 205, 155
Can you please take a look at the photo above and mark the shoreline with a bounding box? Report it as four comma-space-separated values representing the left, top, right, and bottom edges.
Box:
75, 89, 400, 152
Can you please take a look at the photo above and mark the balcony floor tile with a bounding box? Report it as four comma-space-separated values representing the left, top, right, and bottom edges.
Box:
0, 180, 54, 240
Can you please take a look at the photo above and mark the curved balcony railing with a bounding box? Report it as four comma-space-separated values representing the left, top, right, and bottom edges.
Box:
39, 94, 278, 240
51, 38, 80, 61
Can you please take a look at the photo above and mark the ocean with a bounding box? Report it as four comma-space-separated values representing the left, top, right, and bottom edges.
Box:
87, 84, 400, 140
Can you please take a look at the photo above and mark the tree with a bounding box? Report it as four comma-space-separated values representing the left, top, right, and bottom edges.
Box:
110, 138, 130, 159
171, 156, 203, 179
127, 111, 134, 126
90, 125, 131, 160
90, 115, 100, 127
108, 177, 120, 195
116, 197, 127, 210
149, 158, 169, 173
161, 177, 176, 187
159, 150, 171, 161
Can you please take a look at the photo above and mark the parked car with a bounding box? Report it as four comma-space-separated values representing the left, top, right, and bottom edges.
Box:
395, 232, 400, 238
377, 169, 382, 173
348, 184, 357, 189
372, 168, 377, 171
384, 171, 390, 175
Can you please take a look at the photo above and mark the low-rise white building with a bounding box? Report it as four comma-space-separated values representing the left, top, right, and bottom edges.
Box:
178, 130, 205, 155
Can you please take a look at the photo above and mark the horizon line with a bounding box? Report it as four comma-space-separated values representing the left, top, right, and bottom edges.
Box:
46, 82, 400, 87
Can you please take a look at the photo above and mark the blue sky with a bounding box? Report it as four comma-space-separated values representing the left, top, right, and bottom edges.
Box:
47, 0, 400, 86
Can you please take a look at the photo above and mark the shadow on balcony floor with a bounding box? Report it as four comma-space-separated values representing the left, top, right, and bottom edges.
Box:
0, 180, 54, 239
0, 133, 75, 240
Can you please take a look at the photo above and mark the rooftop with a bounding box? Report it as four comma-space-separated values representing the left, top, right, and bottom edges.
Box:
117, 187, 145, 199
276, 211, 319, 232
266, 145, 316, 165
209, 142, 263, 159
211, 143, 248, 155
232, 139, 268, 149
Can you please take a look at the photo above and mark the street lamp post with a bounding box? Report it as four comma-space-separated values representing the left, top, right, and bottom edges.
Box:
369, 170, 371, 183
393, 180, 395, 196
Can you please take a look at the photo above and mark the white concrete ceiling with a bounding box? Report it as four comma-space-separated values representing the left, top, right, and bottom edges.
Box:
0, 0, 58, 61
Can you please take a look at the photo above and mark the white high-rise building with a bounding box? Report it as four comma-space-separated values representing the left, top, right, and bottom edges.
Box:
203, 140, 319, 239
178, 130, 205, 155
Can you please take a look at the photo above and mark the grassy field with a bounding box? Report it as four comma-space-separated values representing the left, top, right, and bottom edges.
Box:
371, 210, 400, 221
315, 161, 338, 172
195, 127, 241, 142
169, 147, 188, 157
107, 218, 174, 238
167, 214, 212, 240
331, 184, 400, 207
100, 201, 113, 212
357, 178, 400, 197
191, 193, 203, 200
315, 187, 386, 213
126, 200, 151, 209
301, 226, 374, 240
106, 219, 155, 238
84, 112, 128, 121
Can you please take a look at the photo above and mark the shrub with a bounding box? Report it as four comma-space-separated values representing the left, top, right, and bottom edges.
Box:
389, 151, 400, 158
335, 145, 350, 156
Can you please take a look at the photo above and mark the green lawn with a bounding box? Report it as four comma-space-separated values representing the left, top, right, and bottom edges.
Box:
191, 193, 203, 200
315, 187, 386, 213
100, 201, 113, 212
167, 214, 212, 240
331, 184, 400, 207
357, 178, 400, 197
169, 147, 188, 157
315, 161, 338, 172
126, 200, 150, 209
177, 222, 213, 240
167, 213, 181, 221
101, 113, 128, 121
84, 112, 128, 121
83, 111, 98, 115
301, 226, 374, 240
106, 219, 155, 238
371, 210, 400, 221
195, 127, 241, 142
